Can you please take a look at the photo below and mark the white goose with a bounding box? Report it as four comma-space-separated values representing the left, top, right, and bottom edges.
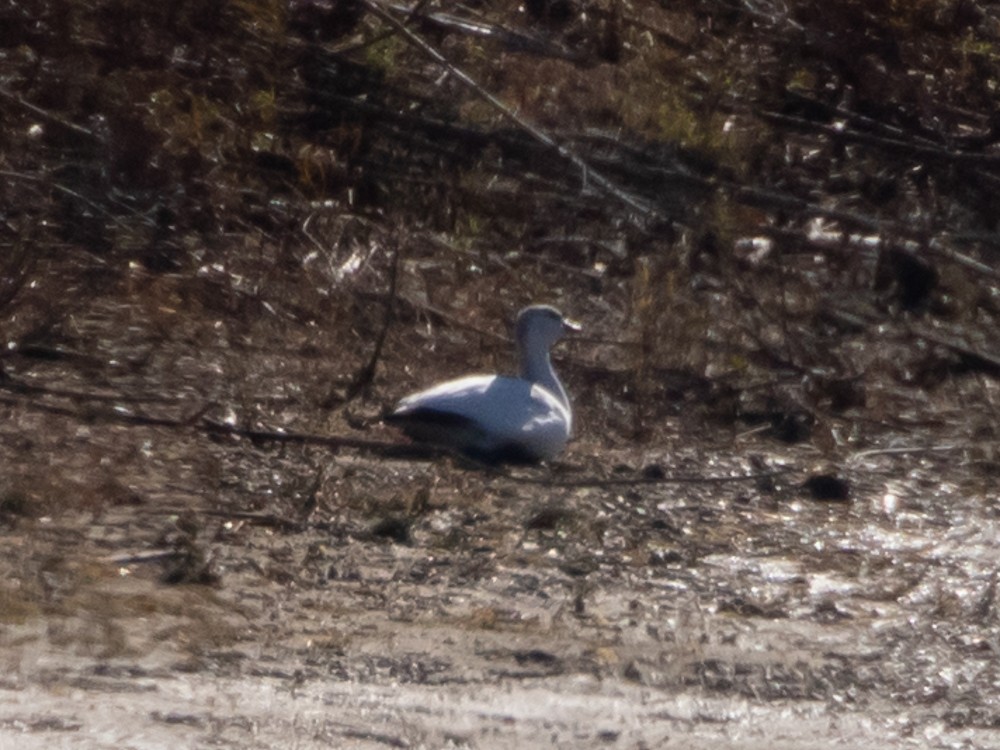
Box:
386, 305, 579, 463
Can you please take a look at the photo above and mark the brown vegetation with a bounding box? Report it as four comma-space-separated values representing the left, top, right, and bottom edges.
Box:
1, 0, 1000, 746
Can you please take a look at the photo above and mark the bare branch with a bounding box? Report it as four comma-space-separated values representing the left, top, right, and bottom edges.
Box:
361, 0, 664, 224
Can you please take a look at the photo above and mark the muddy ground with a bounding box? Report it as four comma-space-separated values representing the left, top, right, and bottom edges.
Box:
1, 260, 998, 749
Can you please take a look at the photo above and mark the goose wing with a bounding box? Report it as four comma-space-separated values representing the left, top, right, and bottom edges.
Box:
388, 375, 570, 460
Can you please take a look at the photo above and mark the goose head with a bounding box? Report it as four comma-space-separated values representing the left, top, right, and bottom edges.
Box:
515, 305, 580, 352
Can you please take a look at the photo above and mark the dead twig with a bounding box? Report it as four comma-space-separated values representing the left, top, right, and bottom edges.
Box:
847, 443, 969, 464
341, 242, 401, 403
731, 183, 1000, 275
200, 418, 405, 453
906, 323, 1000, 373
144, 508, 307, 532
0, 86, 100, 141
0, 377, 186, 405
383, 2, 579, 60
361, 0, 663, 223
102, 550, 180, 566
497, 465, 795, 488
758, 109, 1000, 168
0, 170, 134, 232
0, 391, 411, 454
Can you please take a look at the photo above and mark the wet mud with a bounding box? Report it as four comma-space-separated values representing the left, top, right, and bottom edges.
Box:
1, 279, 998, 749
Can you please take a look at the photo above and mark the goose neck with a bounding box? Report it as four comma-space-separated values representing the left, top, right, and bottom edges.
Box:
519, 342, 569, 410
